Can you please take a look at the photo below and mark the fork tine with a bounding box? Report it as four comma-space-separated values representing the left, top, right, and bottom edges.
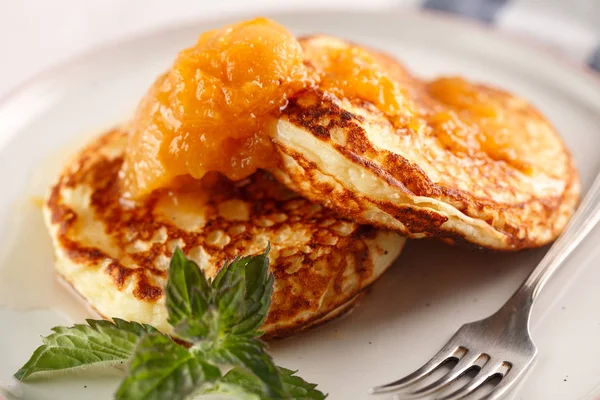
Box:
437, 361, 508, 400
480, 372, 515, 400
369, 346, 462, 394
481, 361, 530, 400
406, 352, 487, 398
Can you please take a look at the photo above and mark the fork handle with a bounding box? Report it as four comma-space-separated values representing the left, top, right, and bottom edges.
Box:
516, 172, 600, 309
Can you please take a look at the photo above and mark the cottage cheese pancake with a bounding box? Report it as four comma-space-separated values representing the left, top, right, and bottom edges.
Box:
272, 36, 580, 250
44, 129, 405, 338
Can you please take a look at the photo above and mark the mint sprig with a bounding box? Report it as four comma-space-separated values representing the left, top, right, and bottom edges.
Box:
212, 244, 274, 336
15, 319, 158, 381
166, 248, 215, 340
206, 335, 285, 397
115, 333, 220, 400
15, 247, 327, 400
201, 367, 325, 400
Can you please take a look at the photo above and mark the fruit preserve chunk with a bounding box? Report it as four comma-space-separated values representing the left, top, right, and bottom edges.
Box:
426, 77, 535, 173
301, 38, 416, 126
121, 18, 311, 199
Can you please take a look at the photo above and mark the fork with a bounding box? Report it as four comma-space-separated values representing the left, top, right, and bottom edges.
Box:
370, 172, 600, 400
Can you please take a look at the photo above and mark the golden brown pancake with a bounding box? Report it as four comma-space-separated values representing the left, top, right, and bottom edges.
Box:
43, 129, 405, 338
272, 36, 580, 250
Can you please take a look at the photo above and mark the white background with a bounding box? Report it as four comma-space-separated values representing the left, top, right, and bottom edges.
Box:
0, 0, 599, 99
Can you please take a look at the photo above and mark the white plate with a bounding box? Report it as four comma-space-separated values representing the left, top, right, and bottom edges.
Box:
1, 10, 600, 400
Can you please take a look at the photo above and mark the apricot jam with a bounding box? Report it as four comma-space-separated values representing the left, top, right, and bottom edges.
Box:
426, 77, 531, 173
305, 42, 415, 124
121, 18, 311, 198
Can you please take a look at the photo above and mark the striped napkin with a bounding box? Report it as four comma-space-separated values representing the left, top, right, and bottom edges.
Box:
419, 0, 600, 73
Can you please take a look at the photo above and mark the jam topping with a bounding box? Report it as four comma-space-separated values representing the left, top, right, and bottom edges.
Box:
121, 19, 533, 199
121, 18, 311, 198
426, 77, 533, 173
304, 42, 415, 122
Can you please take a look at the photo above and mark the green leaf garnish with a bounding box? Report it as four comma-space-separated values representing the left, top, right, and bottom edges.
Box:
201, 367, 263, 399
212, 244, 274, 336
279, 367, 327, 400
200, 367, 326, 400
15, 245, 326, 399
115, 333, 220, 400
166, 248, 214, 340
14, 319, 157, 381
205, 335, 285, 398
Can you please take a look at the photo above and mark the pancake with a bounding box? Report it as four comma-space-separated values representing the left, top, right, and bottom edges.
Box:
271, 35, 580, 250
43, 129, 405, 338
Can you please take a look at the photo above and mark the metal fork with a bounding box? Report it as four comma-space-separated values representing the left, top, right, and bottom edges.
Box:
371, 172, 600, 400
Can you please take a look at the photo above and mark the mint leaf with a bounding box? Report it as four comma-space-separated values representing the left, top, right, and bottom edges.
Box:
166, 248, 215, 340
166, 246, 273, 339
197, 367, 263, 399
279, 367, 327, 400
199, 367, 326, 400
15, 319, 156, 381
206, 335, 286, 398
212, 270, 246, 336
116, 333, 220, 400
212, 245, 274, 336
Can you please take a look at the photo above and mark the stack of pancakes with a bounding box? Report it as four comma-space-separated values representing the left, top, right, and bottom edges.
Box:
44, 36, 579, 339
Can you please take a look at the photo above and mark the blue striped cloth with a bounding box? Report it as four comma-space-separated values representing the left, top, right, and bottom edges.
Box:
420, 0, 600, 73
589, 47, 600, 71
